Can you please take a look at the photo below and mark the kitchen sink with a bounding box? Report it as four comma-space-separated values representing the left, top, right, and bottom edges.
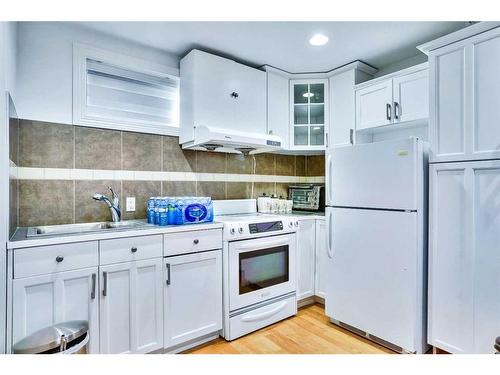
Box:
26, 220, 153, 238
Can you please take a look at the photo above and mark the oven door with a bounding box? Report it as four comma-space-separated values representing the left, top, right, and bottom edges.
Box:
228, 233, 296, 311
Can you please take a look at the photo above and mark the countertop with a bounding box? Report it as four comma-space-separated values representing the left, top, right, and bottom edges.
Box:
8, 221, 224, 249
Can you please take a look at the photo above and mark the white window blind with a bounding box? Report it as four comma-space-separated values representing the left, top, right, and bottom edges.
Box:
85, 58, 179, 130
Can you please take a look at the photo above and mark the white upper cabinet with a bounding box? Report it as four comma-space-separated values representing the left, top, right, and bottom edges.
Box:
290, 79, 328, 150
355, 64, 429, 131
179, 49, 267, 144
429, 27, 500, 162
266, 69, 290, 149
356, 80, 393, 130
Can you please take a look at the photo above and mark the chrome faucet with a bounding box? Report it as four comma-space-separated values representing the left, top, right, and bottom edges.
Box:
92, 187, 121, 222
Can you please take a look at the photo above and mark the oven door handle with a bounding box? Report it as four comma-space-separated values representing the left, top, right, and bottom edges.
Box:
240, 301, 289, 322
236, 237, 291, 252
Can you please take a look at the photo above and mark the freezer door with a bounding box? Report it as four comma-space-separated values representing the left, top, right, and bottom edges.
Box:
331, 138, 421, 210
325, 207, 424, 353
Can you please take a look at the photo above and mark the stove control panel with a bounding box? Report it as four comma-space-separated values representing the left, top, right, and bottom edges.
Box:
248, 221, 283, 234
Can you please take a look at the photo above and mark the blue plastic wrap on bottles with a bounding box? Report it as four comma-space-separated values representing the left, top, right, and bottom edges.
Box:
182, 197, 213, 224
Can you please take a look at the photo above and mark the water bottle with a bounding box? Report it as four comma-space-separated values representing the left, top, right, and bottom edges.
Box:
174, 198, 184, 225
147, 197, 155, 224
158, 198, 169, 226
154, 197, 161, 225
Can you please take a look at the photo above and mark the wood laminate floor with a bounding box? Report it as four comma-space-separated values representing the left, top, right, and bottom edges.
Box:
185, 304, 395, 354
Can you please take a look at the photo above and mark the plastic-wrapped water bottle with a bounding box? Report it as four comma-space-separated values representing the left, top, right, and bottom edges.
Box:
147, 197, 155, 224
154, 197, 161, 225
158, 198, 169, 226
174, 198, 184, 225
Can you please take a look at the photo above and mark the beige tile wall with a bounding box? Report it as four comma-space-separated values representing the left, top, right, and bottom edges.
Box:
12, 119, 325, 227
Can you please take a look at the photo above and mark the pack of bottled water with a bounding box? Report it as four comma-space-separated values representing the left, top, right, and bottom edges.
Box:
147, 196, 214, 226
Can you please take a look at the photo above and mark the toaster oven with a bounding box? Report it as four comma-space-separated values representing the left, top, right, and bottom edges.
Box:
288, 184, 325, 212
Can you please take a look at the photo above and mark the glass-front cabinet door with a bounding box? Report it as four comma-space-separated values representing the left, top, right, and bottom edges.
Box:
290, 79, 328, 149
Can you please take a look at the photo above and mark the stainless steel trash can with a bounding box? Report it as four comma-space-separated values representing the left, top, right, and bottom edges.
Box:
13, 320, 89, 354
495, 337, 500, 354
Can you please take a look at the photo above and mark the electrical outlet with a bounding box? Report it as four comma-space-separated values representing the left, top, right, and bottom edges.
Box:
126, 197, 136, 212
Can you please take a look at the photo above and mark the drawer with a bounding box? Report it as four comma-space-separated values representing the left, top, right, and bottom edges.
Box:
100, 234, 163, 265
14, 241, 98, 278
164, 229, 222, 257
228, 294, 297, 340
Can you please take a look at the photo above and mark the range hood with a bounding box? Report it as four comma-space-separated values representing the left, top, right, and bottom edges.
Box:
182, 125, 283, 154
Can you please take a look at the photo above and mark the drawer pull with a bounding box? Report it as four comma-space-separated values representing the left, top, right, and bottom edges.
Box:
55, 256, 64, 263
91, 273, 96, 299
166, 263, 171, 285
193, 239, 199, 244
131, 247, 138, 253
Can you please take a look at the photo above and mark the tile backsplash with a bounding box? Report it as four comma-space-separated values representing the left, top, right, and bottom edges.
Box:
10, 119, 325, 228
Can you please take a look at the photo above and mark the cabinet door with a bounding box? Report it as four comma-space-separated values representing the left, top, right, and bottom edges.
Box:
428, 164, 473, 353
164, 250, 222, 350
233, 63, 267, 134
267, 71, 290, 149
329, 70, 355, 148
392, 69, 428, 123
355, 80, 393, 130
296, 219, 316, 301
471, 162, 500, 353
314, 219, 327, 300
100, 258, 163, 354
12, 267, 99, 353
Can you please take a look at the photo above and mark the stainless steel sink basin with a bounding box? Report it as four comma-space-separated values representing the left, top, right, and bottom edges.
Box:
26, 220, 153, 238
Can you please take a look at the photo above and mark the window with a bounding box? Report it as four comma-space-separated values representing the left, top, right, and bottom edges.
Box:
73, 44, 180, 135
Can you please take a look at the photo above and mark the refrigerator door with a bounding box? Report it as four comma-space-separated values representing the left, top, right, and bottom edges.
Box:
325, 206, 424, 353
330, 138, 421, 210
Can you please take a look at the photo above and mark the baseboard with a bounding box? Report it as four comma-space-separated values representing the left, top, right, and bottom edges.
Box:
164, 332, 221, 354
297, 295, 325, 308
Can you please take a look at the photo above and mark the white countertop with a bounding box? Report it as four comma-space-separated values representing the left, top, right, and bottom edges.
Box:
8, 222, 224, 249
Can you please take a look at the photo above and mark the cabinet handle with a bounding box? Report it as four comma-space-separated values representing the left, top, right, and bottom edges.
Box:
349, 128, 354, 145
102, 271, 107, 297
394, 102, 400, 120
386, 103, 392, 121
91, 273, 96, 299
230, 92, 239, 99
55, 256, 64, 263
131, 247, 138, 253
166, 263, 171, 285
193, 239, 199, 244
325, 132, 329, 148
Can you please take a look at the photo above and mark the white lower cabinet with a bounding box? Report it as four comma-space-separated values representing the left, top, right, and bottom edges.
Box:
163, 249, 222, 351
296, 219, 316, 301
12, 267, 99, 353
429, 160, 500, 353
314, 219, 327, 299
99, 258, 163, 354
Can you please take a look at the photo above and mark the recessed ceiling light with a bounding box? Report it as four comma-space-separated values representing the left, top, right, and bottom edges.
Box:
309, 33, 329, 46
302, 92, 314, 98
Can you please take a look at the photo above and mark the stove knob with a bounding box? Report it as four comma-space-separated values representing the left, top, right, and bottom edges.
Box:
238, 227, 244, 234
288, 221, 293, 228
294, 221, 299, 227
230, 228, 236, 235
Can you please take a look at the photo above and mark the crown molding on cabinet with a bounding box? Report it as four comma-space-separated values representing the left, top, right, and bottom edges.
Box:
417, 22, 500, 55
262, 60, 378, 79
354, 62, 428, 90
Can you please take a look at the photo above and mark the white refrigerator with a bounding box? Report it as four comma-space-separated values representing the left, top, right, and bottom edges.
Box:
324, 137, 428, 354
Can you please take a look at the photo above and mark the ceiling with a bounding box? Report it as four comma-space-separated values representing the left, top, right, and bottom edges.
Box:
77, 21, 469, 72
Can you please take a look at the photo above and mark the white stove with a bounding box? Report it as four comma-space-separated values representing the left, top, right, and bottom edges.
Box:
213, 199, 298, 341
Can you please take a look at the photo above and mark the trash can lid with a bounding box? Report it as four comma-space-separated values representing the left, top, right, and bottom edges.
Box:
13, 320, 88, 354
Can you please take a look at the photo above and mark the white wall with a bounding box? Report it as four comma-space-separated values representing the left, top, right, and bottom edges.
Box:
16, 22, 180, 124
373, 53, 428, 78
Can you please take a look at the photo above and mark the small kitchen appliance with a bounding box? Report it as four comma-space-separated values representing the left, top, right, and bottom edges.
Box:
288, 184, 325, 212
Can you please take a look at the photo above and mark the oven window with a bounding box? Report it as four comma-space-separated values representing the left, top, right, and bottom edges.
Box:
239, 245, 289, 294
292, 190, 311, 205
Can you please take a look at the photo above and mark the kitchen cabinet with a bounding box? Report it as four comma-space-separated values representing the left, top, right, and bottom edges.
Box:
99, 258, 163, 354
429, 160, 500, 353
289, 79, 328, 150
429, 27, 500, 162
266, 68, 290, 149
12, 267, 99, 353
164, 250, 222, 351
355, 64, 428, 131
179, 49, 267, 144
296, 219, 316, 301
314, 219, 327, 300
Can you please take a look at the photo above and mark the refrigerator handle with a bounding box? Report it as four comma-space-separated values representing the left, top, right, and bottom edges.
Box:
326, 154, 333, 205
327, 209, 334, 258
